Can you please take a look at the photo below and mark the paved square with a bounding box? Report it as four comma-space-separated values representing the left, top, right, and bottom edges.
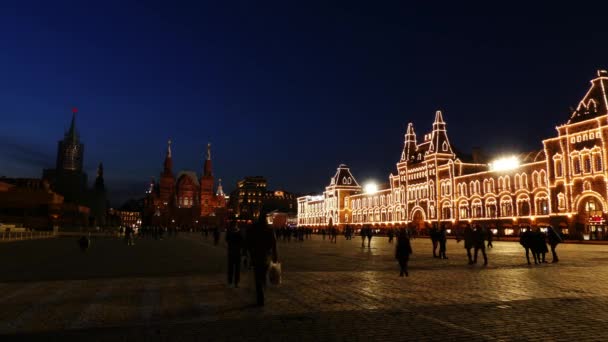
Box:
0, 233, 607, 341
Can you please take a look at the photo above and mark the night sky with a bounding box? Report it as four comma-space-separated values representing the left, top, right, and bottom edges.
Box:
1, 1, 607, 205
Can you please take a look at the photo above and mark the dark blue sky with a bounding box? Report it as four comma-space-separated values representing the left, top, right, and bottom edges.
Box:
1, 1, 607, 205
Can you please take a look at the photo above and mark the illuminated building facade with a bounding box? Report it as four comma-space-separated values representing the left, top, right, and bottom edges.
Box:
143, 141, 227, 228
298, 71, 608, 239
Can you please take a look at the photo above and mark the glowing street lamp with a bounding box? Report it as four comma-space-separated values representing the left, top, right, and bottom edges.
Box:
364, 182, 378, 194
489, 156, 520, 172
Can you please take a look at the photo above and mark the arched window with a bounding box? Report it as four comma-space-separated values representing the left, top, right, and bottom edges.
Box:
459, 202, 469, 219
442, 204, 451, 219
573, 156, 581, 174
536, 196, 549, 215
539, 171, 546, 187
515, 174, 521, 189
485, 199, 497, 218
472, 199, 482, 218
517, 197, 530, 216
500, 197, 513, 217
470, 181, 475, 195
595, 153, 603, 172
557, 193, 566, 210
584, 155, 592, 173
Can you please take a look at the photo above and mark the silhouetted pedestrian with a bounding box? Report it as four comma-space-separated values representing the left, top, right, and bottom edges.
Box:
246, 213, 278, 306
463, 225, 474, 264
388, 228, 394, 243
473, 225, 487, 265
487, 228, 494, 248
366, 226, 373, 247
430, 226, 439, 258
226, 222, 243, 288
361, 226, 367, 247
438, 226, 448, 259
395, 229, 413, 277
547, 226, 562, 263
520, 227, 537, 265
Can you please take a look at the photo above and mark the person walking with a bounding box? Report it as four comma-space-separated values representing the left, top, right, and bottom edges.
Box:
473, 225, 488, 265
487, 228, 494, 248
438, 225, 448, 259
246, 213, 278, 306
366, 226, 373, 247
463, 225, 474, 264
430, 225, 439, 258
547, 226, 562, 263
395, 228, 413, 277
226, 222, 244, 288
519, 227, 537, 265
361, 226, 367, 247
388, 228, 394, 243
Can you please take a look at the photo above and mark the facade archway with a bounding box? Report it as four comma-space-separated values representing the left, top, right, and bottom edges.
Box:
410, 207, 426, 230
574, 192, 607, 240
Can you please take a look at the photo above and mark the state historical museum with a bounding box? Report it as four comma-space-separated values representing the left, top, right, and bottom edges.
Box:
298, 71, 608, 240
143, 141, 227, 228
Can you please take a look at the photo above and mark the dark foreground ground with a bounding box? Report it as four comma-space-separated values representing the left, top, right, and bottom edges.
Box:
1, 233, 607, 341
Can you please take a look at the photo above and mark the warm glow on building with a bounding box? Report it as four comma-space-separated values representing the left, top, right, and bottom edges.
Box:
297, 71, 608, 240
489, 156, 520, 172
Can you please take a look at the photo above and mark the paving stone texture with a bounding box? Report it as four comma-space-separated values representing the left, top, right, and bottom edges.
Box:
0, 233, 607, 341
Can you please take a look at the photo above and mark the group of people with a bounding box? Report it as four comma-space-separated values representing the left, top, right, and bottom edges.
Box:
519, 226, 562, 264
277, 226, 312, 242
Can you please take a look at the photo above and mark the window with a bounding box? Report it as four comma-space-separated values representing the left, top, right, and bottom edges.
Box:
554, 159, 563, 178
459, 205, 469, 219
537, 198, 549, 215
584, 155, 592, 173
442, 205, 451, 219
595, 154, 602, 172
573, 157, 581, 174
501, 199, 513, 217
557, 193, 566, 210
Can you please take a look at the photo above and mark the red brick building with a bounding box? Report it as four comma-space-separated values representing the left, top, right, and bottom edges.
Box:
299, 70, 608, 239
143, 141, 226, 228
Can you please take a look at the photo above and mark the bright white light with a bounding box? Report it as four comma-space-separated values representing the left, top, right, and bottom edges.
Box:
364, 182, 378, 194
489, 156, 520, 171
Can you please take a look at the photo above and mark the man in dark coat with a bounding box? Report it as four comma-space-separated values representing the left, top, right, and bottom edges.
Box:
430, 225, 439, 258
473, 225, 488, 265
438, 226, 448, 259
366, 226, 373, 247
395, 229, 413, 277
360, 226, 367, 247
226, 222, 244, 288
520, 228, 537, 265
486, 228, 494, 248
547, 226, 562, 263
246, 214, 278, 306
463, 225, 474, 264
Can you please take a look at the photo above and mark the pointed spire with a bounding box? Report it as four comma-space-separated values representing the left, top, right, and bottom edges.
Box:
66, 107, 78, 142
402, 122, 417, 162
216, 178, 225, 197
428, 110, 453, 158
94, 161, 105, 190
434, 110, 445, 124
203, 143, 213, 176
163, 138, 173, 175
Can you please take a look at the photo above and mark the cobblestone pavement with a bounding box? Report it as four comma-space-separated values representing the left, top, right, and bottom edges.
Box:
1, 233, 607, 341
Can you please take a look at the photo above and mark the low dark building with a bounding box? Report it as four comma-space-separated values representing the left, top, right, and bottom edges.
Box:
228, 176, 297, 222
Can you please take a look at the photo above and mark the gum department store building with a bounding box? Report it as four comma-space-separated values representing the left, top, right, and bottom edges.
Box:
298, 71, 608, 239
